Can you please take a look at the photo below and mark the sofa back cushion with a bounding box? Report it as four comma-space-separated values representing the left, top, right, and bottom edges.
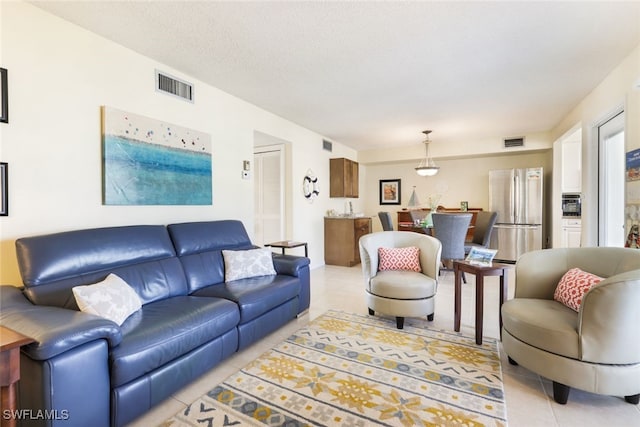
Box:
168, 220, 255, 292
16, 225, 187, 308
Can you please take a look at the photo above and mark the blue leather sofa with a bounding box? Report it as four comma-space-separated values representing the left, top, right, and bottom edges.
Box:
0, 220, 310, 427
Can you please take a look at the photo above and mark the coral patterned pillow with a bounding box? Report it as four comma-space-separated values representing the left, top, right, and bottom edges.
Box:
378, 247, 421, 272
553, 268, 604, 312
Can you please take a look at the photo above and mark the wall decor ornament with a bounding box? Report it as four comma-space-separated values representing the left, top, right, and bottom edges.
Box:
302, 169, 319, 202
102, 106, 212, 205
0, 68, 8, 123
379, 179, 401, 205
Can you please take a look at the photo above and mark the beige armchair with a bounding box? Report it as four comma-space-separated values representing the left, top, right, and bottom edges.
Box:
359, 231, 442, 329
501, 247, 640, 404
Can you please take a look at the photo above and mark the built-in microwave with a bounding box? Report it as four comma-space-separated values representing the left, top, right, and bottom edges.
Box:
562, 193, 581, 217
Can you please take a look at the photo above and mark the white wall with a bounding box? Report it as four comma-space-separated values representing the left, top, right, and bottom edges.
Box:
359, 132, 552, 165
550, 44, 640, 246
2, 3, 637, 285
363, 152, 553, 243
0, 2, 359, 284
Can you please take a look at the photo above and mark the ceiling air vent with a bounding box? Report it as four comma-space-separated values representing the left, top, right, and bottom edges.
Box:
322, 139, 333, 152
504, 137, 524, 148
155, 70, 193, 103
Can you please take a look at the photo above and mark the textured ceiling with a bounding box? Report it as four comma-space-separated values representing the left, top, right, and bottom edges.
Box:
31, 1, 640, 151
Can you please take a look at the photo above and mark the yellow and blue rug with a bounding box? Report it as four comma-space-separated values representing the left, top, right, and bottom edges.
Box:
164, 310, 507, 426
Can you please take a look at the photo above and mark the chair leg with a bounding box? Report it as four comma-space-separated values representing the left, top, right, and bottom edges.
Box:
507, 356, 518, 366
396, 317, 404, 329
625, 394, 640, 404
427, 313, 434, 321
552, 382, 570, 404
368, 308, 374, 316
462, 271, 467, 284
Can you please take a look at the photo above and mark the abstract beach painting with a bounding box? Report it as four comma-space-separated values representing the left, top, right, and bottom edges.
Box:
102, 107, 212, 205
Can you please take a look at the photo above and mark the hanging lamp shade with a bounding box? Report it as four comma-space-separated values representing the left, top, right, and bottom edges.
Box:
415, 130, 439, 176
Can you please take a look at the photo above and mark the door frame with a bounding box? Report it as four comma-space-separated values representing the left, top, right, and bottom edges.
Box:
253, 130, 293, 246
596, 108, 625, 246
254, 144, 286, 246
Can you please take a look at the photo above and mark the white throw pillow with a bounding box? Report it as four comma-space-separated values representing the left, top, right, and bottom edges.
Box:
222, 248, 277, 281
72, 273, 142, 325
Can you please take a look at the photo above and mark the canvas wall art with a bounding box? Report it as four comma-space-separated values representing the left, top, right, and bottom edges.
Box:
102, 107, 212, 205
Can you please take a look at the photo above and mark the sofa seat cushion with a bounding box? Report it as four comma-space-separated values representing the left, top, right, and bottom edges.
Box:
191, 275, 300, 324
502, 298, 580, 359
110, 296, 239, 387
369, 271, 436, 300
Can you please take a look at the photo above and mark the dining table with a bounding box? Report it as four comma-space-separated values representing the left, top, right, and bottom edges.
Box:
398, 222, 474, 237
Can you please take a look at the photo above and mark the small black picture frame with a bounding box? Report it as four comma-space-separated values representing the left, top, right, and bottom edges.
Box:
0, 162, 7, 216
379, 179, 401, 205
0, 68, 7, 124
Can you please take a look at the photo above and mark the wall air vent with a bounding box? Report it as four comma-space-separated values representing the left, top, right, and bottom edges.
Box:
322, 139, 333, 152
504, 137, 525, 148
155, 70, 193, 103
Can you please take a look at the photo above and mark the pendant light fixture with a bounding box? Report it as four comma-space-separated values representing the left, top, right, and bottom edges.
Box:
415, 130, 439, 176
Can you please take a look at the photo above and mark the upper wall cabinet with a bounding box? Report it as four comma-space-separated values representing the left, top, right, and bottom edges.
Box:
561, 140, 582, 193
330, 158, 359, 198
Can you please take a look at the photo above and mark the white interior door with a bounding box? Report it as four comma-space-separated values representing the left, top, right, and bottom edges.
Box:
254, 145, 284, 246
598, 112, 625, 247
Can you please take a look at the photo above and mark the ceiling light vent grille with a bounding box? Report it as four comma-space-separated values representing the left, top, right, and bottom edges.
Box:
155, 70, 193, 102
504, 137, 524, 148
322, 139, 333, 152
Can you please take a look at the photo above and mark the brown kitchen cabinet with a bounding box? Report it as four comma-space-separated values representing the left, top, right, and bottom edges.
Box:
324, 217, 371, 266
330, 158, 359, 198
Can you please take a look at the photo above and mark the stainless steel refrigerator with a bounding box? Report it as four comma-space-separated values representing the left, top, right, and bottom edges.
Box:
488, 167, 543, 262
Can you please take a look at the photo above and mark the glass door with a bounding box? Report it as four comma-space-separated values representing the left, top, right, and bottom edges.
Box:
598, 111, 625, 246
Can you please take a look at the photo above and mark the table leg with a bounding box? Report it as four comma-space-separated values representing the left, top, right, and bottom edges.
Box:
1, 348, 20, 427
304, 244, 308, 257
1, 384, 17, 427
454, 265, 462, 332
499, 270, 507, 339
475, 274, 484, 345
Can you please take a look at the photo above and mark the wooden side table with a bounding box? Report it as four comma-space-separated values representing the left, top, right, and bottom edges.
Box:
265, 241, 308, 257
453, 260, 512, 345
1, 326, 35, 427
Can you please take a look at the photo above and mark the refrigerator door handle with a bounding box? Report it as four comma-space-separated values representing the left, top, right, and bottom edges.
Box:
514, 174, 520, 224
509, 173, 516, 224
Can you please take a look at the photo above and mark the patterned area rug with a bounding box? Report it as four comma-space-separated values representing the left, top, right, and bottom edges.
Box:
163, 310, 507, 426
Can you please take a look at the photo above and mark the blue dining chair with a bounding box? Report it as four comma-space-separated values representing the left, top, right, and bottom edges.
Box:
431, 213, 473, 282
378, 211, 394, 231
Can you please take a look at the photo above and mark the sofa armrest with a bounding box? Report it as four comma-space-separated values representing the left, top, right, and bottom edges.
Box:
272, 254, 310, 276
0, 285, 122, 360
272, 255, 311, 313
579, 270, 640, 364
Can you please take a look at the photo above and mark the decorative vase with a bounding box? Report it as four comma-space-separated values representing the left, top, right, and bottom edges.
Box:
424, 212, 433, 227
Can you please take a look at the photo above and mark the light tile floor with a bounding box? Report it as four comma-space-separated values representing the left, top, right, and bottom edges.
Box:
131, 265, 640, 427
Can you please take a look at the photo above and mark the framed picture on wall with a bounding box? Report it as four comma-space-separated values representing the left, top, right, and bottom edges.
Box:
0, 68, 7, 123
1, 162, 7, 216
379, 179, 401, 205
